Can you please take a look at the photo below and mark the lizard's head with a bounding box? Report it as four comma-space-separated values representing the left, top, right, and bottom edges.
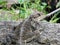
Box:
30, 10, 44, 20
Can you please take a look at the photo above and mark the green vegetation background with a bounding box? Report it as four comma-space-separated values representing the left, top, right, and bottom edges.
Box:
0, 0, 60, 23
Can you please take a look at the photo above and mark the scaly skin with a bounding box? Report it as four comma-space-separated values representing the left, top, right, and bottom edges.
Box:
19, 11, 44, 44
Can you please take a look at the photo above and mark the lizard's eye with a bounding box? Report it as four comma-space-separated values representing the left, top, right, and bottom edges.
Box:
37, 13, 41, 16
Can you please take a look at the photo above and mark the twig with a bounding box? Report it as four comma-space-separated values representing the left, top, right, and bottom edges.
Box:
36, 8, 60, 21
46, 8, 60, 17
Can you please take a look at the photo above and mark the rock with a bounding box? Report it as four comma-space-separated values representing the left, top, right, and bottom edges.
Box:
36, 21, 60, 45
0, 21, 21, 45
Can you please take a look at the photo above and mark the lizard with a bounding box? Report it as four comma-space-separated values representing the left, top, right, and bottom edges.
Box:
19, 10, 44, 44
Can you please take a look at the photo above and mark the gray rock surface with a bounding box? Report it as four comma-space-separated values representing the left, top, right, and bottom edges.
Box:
0, 21, 20, 45
36, 21, 60, 45
0, 21, 60, 45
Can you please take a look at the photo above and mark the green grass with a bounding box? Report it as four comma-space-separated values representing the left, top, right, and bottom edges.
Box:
0, 0, 60, 23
